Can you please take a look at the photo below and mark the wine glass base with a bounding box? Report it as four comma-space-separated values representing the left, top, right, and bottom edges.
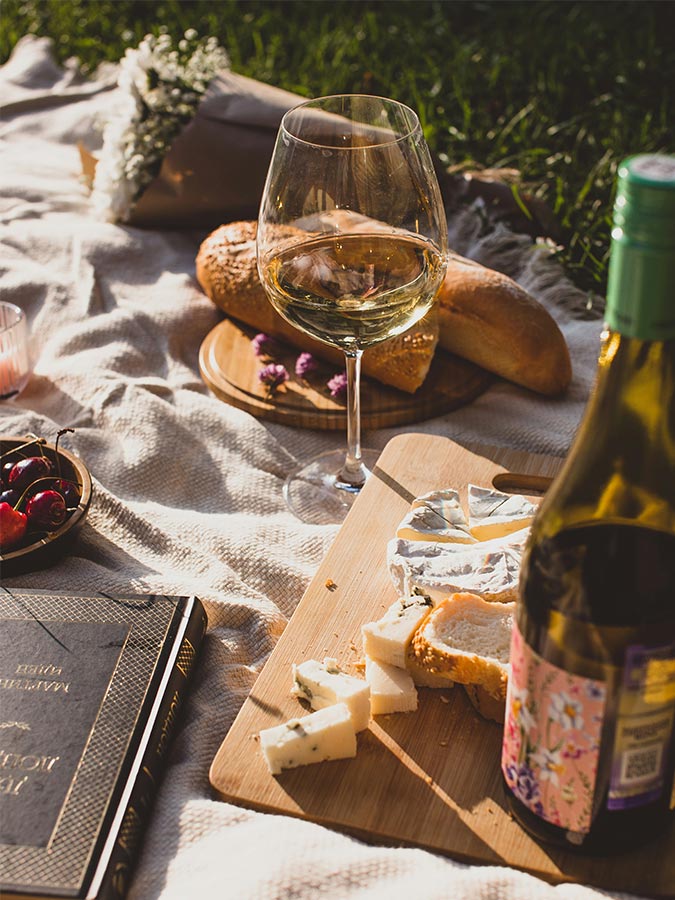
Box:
283, 448, 381, 525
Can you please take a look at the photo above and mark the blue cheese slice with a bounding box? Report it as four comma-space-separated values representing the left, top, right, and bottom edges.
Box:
259, 703, 357, 775
361, 593, 434, 668
387, 528, 530, 605
397, 489, 475, 544
468, 484, 538, 540
364, 655, 418, 715
291, 658, 370, 732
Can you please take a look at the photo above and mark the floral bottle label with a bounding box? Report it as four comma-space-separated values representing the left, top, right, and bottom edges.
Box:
501, 621, 606, 834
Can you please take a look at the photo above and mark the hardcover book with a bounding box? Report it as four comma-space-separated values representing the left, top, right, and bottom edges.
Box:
0, 588, 207, 900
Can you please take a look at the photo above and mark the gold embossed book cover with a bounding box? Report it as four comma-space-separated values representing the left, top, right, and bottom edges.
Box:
0, 588, 207, 900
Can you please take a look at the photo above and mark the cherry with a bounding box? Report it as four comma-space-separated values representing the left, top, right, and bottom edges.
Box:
0, 501, 28, 551
0, 489, 20, 506
25, 490, 67, 530
2, 461, 14, 486
58, 481, 81, 508
8, 456, 53, 493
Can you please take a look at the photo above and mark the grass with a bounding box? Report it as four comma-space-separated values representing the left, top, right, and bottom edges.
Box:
2, 0, 674, 298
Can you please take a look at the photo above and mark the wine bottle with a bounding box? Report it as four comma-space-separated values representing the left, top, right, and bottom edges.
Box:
501, 154, 675, 853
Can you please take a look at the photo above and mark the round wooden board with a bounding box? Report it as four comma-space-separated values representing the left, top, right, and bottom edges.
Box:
199, 317, 494, 430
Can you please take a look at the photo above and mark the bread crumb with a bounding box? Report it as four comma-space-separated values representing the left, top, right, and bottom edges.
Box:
440, 695, 450, 704
439, 740, 448, 747
325, 578, 337, 591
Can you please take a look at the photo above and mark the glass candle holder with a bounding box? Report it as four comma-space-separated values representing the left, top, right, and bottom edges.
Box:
0, 302, 31, 400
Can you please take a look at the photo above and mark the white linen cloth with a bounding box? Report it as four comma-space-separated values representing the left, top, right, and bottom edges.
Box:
0, 35, 639, 900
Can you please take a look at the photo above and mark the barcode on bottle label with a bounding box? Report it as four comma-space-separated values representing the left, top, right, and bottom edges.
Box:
621, 744, 663, 784
608, 642, 675, 811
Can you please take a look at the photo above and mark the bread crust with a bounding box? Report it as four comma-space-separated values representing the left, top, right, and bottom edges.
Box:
404, 644, 456, 688
411, 592, 512, 701
437, 252, 572, 395
463, 683, 505, 724
195, 221, 438, 394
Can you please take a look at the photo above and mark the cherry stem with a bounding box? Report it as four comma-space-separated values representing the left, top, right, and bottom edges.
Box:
0, 436, 46, 462
54, 428, 74, 478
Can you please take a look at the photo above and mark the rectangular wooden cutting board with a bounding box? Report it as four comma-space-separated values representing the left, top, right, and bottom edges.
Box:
209, 433, 675, 897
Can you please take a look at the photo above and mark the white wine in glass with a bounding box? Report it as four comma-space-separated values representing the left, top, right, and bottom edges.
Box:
257, 94, 448, 524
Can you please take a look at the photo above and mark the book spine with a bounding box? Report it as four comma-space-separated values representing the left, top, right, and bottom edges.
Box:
96, 597, 208, 900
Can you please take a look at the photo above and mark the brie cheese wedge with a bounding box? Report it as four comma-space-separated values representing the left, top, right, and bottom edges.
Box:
387, 527, 530, 605
467, 484, 539, 540
397, 489, 475, 544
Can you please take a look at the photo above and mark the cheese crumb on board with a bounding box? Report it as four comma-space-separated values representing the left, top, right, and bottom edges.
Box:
291, 658, 370, 732
259, 703, 357, 775
361, 592, 433, 669
365, 655, 418, 715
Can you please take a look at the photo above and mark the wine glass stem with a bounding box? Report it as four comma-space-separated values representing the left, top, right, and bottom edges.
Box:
338, 349, 368, 490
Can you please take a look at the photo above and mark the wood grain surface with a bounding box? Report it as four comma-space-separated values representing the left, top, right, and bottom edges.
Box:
209, 433, 675, 896
199, 317, 494, 430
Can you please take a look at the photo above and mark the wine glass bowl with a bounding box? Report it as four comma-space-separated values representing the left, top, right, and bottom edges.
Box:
257, 95, 448, 524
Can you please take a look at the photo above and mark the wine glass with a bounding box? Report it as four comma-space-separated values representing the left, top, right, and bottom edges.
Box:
257, 94, 448, 525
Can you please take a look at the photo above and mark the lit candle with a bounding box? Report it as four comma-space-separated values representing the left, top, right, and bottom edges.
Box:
0, 302, 31, 400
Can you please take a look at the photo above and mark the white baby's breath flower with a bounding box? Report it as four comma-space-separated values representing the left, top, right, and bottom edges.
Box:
91, 30, 229, 223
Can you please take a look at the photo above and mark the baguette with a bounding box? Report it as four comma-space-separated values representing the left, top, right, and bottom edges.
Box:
411, 592, 513, 703
196, 219, 573, 397
195, 220, 439, 394
436, 252, 572, 395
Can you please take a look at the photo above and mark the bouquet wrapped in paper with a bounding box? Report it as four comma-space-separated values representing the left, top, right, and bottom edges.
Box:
87, 30, 303, 229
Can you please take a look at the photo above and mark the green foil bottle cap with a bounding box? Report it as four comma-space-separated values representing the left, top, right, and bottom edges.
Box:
606, 154, 675, 340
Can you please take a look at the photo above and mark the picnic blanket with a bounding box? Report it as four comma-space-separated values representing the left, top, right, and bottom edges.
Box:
1, 35, 640, 900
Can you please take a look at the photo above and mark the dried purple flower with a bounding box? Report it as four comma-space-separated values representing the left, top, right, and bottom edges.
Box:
251, 332, 276, 357
327, 372, 348, 399
295, 351, 319, 379
258, 363, 289, 392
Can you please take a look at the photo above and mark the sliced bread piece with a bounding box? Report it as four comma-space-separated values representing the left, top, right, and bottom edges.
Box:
411, 592, 514, 701
404, 644, 457, 688
463, 683, 506, 724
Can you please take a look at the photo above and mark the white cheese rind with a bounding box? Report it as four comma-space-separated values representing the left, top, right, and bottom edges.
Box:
259, 703, 357, 775
361, 594, 434, 668
291, 658, 370, 732
396, 505, 476, 544
386, 528, 530, 605
467, 484, 538, 540
398, 489, 475, 544
364, 656, 418, 715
